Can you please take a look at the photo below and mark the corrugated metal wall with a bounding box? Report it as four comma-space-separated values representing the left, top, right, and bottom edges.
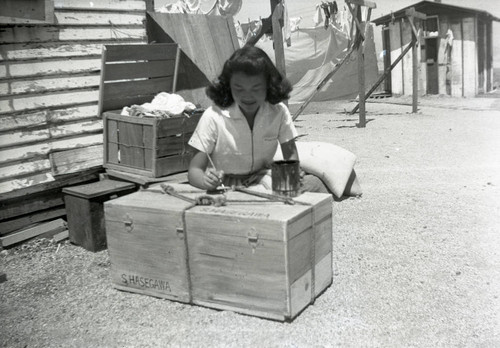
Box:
0, 0, 149, 232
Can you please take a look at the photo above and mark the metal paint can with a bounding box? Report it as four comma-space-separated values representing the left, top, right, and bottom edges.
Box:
271, 160, 300, 197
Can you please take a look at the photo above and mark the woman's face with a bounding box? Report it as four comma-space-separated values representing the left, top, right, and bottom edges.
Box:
230, 71, 267, 117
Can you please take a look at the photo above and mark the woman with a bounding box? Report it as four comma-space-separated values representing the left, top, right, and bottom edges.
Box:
188, 45, 328, 193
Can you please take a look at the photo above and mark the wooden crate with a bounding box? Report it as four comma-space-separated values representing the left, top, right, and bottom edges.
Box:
104, 183, 333, 320
103, 111, 201, 177
99, 43, 202, 177
63, 179, 137, 252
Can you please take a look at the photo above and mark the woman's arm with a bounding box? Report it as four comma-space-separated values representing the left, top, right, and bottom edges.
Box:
280, 138, 299, 161
188, 150, 223, 190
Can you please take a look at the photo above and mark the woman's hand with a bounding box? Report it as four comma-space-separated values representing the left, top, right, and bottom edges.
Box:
188, 151, 224, 190
203, 168, 224, 190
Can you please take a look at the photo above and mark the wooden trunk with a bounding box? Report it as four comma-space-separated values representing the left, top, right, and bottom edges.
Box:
103, 111, 201, 177
63, 179, 137, 252
104, 183, 333, 320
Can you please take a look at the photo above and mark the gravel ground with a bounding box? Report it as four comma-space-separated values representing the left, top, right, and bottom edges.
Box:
1, 95, 500, 348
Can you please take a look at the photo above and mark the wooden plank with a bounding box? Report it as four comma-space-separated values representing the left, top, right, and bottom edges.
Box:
0, 105, 98, 132
0, 218, 67, 247
54, 0, 146, 11
0, 168, 100, 199
50, 119, 103, 138
103, 43, 179, 62
0, 159, 52, 181
50, 144, 103, 176
0, 90, 99, 115
102, 77, 174, 101
103, 61, 176, 81
0, 58, 101, 79
0, 41, 142, 61
0, 129, 50, 149
0, 75, 100, 96
117, 121, 146, 168
53, 230, 69, 242
0, 133, 102, 164
0, 172, 55, 196
0, 27, 146, 44
0, 190, 65, 221
0, 206, 66, 235
54, 11, 145, 25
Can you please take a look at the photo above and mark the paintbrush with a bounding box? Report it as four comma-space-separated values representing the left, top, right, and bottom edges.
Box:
195, 131, 225, 190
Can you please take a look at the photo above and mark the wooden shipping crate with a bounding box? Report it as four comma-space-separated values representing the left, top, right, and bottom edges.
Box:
104, 183, 333, 320
99, 43, 202, 177
103, 111, 201, 177
63, 180, 137, 252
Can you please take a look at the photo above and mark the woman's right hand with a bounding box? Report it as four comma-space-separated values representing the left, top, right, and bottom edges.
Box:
203, 168, 224, 190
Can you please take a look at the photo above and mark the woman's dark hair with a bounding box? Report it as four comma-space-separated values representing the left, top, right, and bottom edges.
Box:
206, 45, 293, 107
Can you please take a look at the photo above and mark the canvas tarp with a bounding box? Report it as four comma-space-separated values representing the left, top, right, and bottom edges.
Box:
256, 24, 379, 103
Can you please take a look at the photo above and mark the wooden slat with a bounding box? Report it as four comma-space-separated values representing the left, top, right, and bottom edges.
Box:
50, 119, 103, 138
103, 43, 179, 62
54, 0, 146, 11
118, 121, 146, 168
0, 134, 103, 164
54, 11, 145, 25
0, 169, 100, 200
0, 90, 99, 115
0, 75, 100, 96
0, 206, 66, 236
0, 190, 65, 221
0, 219, 67, 247
103, 60, 176, 81
50, 144, 103, 176
0, 27, 146, 44
0, 129, 50, 149
0, 105, 98, 132
0, 58, 101, 79
0, 159, 52, 181
0, 41, 142, 61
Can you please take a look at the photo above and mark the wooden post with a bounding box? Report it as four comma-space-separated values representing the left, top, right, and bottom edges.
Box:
271, 1, 286, 79
405, 8, 426, 113
346, 0, 377, 127
357, 17, 366, 127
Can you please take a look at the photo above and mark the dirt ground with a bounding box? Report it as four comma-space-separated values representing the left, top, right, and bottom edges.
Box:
1, 95, 500, 347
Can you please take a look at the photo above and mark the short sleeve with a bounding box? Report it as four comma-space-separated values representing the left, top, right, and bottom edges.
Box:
188, 108, 218, 154
277, 103, 299, 144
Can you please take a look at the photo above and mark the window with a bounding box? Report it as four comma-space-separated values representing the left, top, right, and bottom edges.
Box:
423, 16, 439, 37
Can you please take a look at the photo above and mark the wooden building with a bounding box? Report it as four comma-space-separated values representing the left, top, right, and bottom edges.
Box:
0, 0, 240, 244
372, 1, 499, 97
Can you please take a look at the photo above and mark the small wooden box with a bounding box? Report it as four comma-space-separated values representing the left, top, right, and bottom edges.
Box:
63, 180, 136, 252
105, 183, 333, 320
103, 111, 202, 177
